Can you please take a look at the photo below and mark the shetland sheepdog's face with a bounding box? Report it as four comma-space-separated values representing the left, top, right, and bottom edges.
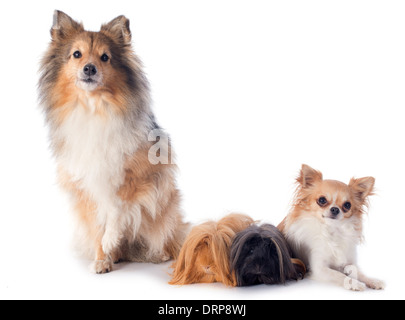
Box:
40, 11, 139, 116
67, 33, 114, 92
295, 165, 375, 221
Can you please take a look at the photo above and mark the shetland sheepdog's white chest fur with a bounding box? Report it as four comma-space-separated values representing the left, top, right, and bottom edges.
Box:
286, 216, 362, 270
54, 100, 136, 207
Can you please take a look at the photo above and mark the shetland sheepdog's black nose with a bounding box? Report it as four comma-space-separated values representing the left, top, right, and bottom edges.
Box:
83, 64, 97, 76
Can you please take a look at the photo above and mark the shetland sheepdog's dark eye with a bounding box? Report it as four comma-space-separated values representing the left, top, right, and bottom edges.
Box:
101, 54, 109, 62
343, 202, 352, 212
317, 197, 328, 207
73, 51, 82, 59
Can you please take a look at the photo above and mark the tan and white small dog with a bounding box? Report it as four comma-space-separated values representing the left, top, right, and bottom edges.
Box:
279, 165, 385, 291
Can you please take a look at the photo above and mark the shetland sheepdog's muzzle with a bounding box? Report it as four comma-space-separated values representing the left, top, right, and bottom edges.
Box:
77, 63, 103, 91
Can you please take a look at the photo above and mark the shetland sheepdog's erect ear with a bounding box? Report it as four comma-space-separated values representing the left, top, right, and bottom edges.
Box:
51, 10, 84, 40
297, 164, 323, 189
101, 15, 132, 45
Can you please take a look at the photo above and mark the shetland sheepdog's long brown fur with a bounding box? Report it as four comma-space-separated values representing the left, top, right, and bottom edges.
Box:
39, 11, 189, 273
169, 214, 254, 286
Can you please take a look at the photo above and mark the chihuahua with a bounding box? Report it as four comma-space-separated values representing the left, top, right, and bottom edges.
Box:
279, 165, 385, 291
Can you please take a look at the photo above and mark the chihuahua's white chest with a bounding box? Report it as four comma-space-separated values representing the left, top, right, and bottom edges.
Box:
286, 216, 362, 270
322, 218, 361, 267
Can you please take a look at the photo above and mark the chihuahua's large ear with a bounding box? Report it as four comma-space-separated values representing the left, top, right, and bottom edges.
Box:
101, 15, 132, 45
349, 177, 375, 202
297, 164, 323, 188
51, 10, 83, 41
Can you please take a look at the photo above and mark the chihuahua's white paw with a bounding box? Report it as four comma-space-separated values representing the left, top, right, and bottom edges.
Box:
366, 278, 385, 290
91, 259, 113, 274
344, 278, 366, 291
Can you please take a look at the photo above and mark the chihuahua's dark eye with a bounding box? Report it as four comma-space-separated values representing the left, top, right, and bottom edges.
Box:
317, 197, 328, 207
101, 54, 109, 62
343, 202, 352, 212
73, 51, 82, 59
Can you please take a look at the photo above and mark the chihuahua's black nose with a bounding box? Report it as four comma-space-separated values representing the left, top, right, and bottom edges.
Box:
330, 207, 340, 216
83, 64, 97, 76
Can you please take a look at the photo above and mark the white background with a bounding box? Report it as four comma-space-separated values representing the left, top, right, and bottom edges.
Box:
0, 0, 404, 300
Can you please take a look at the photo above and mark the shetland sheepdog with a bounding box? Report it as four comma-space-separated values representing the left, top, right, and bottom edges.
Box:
39, 11, 189, 273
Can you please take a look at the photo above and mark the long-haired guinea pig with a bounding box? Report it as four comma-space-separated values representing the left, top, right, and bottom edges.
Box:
230, 223, 306, 286
169, 213, 254, 286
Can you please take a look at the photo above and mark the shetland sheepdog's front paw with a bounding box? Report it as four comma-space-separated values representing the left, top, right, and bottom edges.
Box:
102, 228, 121, 255
91, 259, 113, 274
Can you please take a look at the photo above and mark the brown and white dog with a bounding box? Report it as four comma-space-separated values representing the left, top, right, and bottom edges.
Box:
39, 11, 189, 273
279, 165, 385, 291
